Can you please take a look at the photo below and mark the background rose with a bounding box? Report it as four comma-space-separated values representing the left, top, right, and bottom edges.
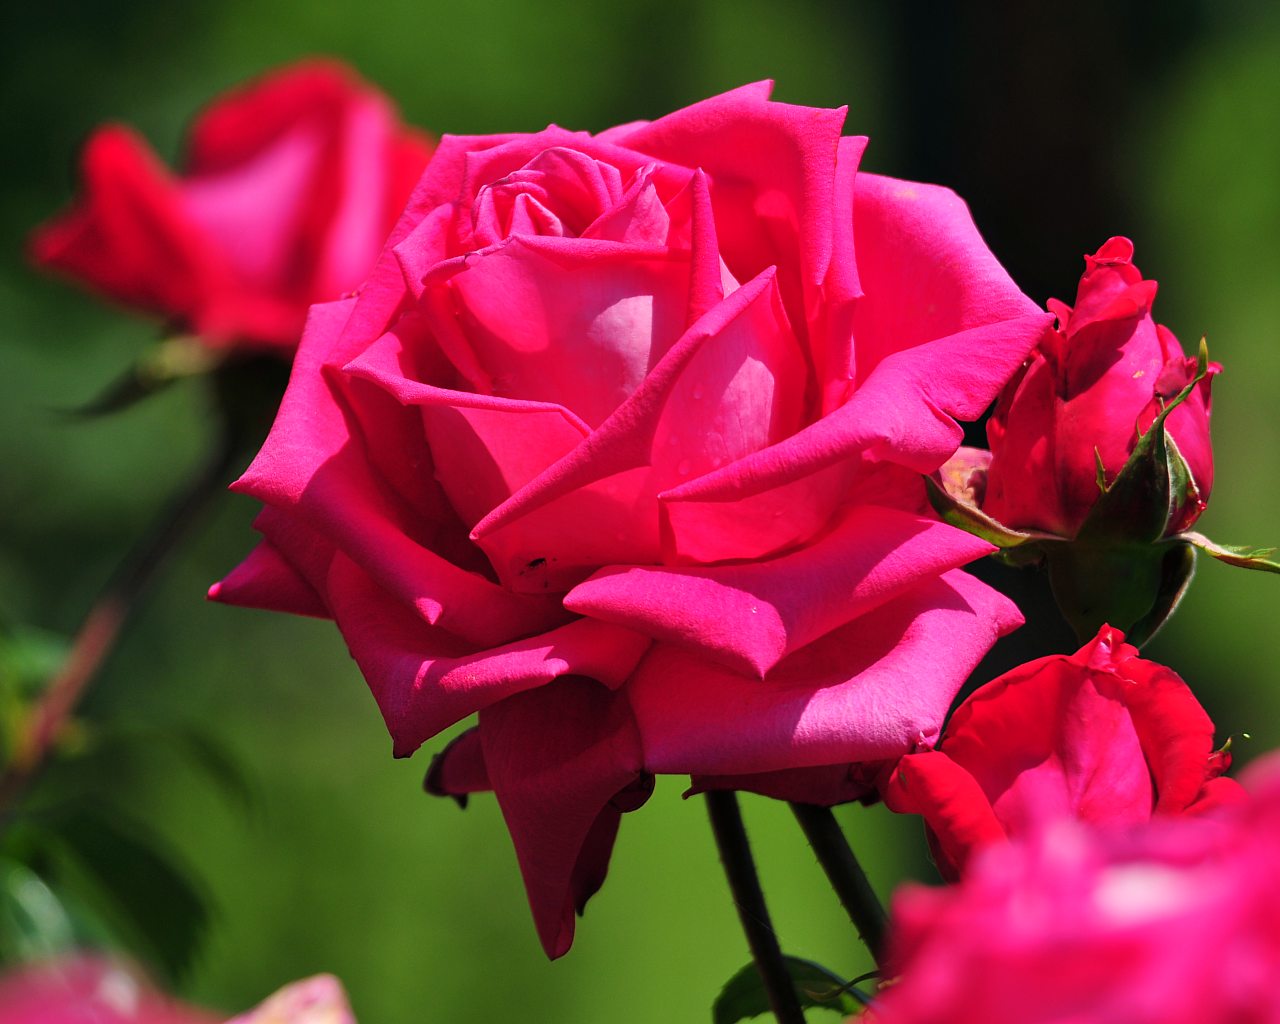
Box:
870, 754, 1280, 1024
29, 60, 433, 351
212, 81, 1049, 956
883, 624, 1241, 880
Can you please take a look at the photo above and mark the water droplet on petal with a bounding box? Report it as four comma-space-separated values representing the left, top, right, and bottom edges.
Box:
677, 459, 692, 476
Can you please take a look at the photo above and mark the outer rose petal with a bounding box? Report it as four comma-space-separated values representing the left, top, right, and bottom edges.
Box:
883, 752, 1010, 881
686, 763, 879, 807
207, 539, 328, 618
478, 676, 649, 958
566, 506, 994, 678
628, 569, 1022, 775
851, 173, 1043, 383
323, 553, 651, 757
0, 955, 213, 1024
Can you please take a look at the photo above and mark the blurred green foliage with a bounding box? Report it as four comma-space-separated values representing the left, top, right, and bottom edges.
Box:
3, 2, 1279, 1021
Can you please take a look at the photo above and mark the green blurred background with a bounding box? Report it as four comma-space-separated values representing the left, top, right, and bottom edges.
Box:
3, 2, 1279, 1020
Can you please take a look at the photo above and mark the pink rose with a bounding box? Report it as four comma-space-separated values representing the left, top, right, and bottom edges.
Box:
0, 956, 213, 1024
870, 754, 1280, 1024
30, 60, 433, 351
228, 975, 356, 1024
213, 82, 1049, 956
883, 625, 1242, 880
984, 237, 1217, 538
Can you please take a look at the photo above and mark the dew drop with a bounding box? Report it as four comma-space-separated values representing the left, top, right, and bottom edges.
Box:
692, 384, 705, 400
677, 459, 692, 476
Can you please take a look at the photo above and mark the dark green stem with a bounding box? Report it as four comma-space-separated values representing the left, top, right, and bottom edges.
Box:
705, 791, 805, 1024
790, 802, 887, 965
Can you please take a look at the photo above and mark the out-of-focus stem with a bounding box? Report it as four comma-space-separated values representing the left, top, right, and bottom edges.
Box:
705, 790, 805, 1024
0, 433, 239, 814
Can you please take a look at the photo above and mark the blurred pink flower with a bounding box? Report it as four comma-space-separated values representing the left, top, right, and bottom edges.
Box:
871, 753, 1280, 1024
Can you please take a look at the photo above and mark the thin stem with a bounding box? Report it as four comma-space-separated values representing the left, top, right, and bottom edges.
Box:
790, 802, 887, 965
705, 790, 805, 1024
0, 431, 240, 813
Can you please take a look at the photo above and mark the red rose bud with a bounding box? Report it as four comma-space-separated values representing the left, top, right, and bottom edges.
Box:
30, 59, 433, 353
984, 237, 1217, 539
883, 624, 1243, 881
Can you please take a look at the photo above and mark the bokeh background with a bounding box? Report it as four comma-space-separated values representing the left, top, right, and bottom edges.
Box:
3, 2, 1279, 1020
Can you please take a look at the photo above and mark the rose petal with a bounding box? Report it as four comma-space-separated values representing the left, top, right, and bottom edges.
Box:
478, 676, 648, 958
324, 553, 650, 756
629, 569, 1023, 775
566, 506, 994, 677
851, 172, 1043, 383
207, 539, 328, 618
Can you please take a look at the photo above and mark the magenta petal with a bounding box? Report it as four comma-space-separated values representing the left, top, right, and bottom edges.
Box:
208, 540, 328, 618
686, 764, 875, 807
324, 554, 650, 756
659, 311, 1051, 561
629, 569, 1023, 775
567, 506, 994, 677
478, 676, 647, 958
425, 727, 491, 806
851, 172, 1042, 382
448, 234, 692, 428
470, 269, 804, 588
236, 299, 565, 646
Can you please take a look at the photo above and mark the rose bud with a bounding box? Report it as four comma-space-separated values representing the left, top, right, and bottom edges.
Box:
869, 753, 1280, 1024
927, 238, 1280, 645
228, 975, 356, 1024
984, 237, 1215, 539
883, 624, 1242, 881
30, 59, 432, 353
212, 82, 1050, 957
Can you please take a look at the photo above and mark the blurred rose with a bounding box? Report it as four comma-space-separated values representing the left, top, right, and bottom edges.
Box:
213, 81, 1048, 956
984, 236, 1217, 538
883, 624, 1242, 879
0, 955, 212, 1024
30, 60, 432, 351
870, 753, 1280, 1024
228, 975, 355, 1024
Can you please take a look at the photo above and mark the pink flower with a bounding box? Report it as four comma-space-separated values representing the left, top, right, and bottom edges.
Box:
984, 237, 1217, 538
870, 754, 1280, 1024
30, 60, 433, 351
212, 82, 1048, 956
228, 975, 355, 1024
0, 956, 212, 1024
883, 625, 1242, 880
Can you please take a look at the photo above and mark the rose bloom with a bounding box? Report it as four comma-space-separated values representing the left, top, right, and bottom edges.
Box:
883, 625, 1242, 880
212, 82, 1049, 956
30, 60, 432, 351
982, 237, 1217, 538
870, 754, 1280, 1024
227, 975, 355, 1024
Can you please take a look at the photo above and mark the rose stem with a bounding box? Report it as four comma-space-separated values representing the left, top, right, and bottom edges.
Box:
0, 428, 240, 816
705, 790, 806, 1024
789, 802, 887, 966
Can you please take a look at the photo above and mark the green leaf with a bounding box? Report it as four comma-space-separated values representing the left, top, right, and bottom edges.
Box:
713, 956, 869, 1024
1182, 532, 1280, 574
37, 810, 209, 984
0, 857, 75, 963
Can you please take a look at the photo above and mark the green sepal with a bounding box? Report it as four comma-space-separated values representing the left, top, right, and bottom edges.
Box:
1045, 539, 1197, 647
63, 335, 223, 417
0, 858, 76, 964
1077, 339, 1210, 546
713, 956, 871, 1023
1181, 532, 1280, 574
